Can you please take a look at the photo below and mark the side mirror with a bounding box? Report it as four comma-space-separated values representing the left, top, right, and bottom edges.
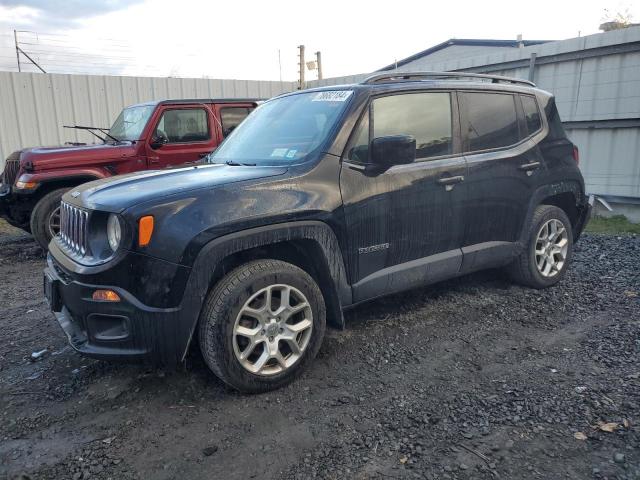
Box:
150, 134, 168, 149
370, 135, 416, 170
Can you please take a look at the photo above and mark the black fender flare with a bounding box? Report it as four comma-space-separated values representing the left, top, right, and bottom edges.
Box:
178, 220, 351, 360
519, 180, 586, 245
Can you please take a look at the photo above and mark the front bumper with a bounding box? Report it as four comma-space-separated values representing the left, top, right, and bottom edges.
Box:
44, 254, 195, 365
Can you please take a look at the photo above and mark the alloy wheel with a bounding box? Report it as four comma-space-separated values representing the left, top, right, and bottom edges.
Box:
232, 283, 313, 376
48, 206, 61, 238
535, 218, 568, 277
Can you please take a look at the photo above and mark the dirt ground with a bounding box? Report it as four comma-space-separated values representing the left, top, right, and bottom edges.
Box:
0, 220, 638, 480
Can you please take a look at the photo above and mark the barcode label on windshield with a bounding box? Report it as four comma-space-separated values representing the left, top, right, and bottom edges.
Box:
312, 91, 352, 102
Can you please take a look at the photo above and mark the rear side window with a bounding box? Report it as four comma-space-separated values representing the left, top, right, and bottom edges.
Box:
522, 95, 542, 134
461, 92, 519, 152
221, 107, 253, 137
372, 92, 452, 160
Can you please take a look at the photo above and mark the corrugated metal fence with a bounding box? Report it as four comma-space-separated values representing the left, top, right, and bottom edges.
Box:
307, 27, 640, 200
0, 72, 296, 164
2, 27, 639, 200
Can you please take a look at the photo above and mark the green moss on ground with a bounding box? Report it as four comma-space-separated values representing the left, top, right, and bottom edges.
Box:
585, 215, 640, 234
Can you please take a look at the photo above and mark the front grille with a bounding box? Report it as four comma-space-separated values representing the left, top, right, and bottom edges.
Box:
1, 151, 21, 185
59, 202, 89, 257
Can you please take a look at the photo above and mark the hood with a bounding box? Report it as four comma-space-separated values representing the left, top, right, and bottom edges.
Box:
65, 163, 289, 213
21, 143, 137, 170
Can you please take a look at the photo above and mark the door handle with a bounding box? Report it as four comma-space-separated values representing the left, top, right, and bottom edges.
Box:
437, 175, 464, 191
518, 161, 540, 175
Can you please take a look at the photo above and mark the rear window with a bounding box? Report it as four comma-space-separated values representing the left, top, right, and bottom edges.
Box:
521, 95, 542, 135
461, 92, 519, 152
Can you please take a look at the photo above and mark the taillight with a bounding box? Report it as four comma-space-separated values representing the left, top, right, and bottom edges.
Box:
572, 145, 579, 165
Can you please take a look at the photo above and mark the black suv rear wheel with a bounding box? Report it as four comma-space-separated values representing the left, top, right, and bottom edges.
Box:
507, 204, 574, 289
198, 259, 326, 393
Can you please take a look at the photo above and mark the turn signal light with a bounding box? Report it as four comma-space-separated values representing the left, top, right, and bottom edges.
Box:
15, 180, 38, 189
138, 215, 154, 247
92, 289, 121, 302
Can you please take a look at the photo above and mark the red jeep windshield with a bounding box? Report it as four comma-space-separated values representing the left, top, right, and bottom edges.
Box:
212, 90, 353, 165
108, 105, 155, 142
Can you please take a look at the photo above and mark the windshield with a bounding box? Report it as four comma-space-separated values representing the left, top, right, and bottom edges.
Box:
108, 105, 155, 142
212, 90, 353, 165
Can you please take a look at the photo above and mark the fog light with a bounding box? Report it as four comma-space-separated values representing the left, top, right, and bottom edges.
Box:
87, 314, 129, 341
92, 289, 121, 302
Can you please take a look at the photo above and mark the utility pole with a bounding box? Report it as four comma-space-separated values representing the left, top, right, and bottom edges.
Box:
13, 30, 46, 73
14, 30, 20, 72
315, 51, 322, 80
297, 45, 305, 90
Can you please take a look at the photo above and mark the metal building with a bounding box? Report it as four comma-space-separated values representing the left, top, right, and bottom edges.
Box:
1, 28, 638, 219
309, 27, 640, 220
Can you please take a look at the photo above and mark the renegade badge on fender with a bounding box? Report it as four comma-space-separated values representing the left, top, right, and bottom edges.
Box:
44, 72, 591, 393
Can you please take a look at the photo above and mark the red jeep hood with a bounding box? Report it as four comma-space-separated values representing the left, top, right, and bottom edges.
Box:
21, 143, 137, 170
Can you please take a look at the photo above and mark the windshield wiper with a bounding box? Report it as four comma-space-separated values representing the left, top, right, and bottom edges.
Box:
224, 160, 256, 167
63, 125, 120, 143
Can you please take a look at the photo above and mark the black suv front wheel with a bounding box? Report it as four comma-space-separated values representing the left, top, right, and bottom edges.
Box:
508, 204, 574, 289
198, 259, 326, 393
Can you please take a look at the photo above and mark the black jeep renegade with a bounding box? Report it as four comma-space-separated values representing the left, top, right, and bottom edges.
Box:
45, 72, 591, 393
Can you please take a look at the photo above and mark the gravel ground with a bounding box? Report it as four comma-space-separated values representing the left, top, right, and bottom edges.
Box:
0, 224, 638, 480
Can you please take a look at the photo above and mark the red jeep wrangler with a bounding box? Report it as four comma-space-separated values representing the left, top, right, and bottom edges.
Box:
0, 98, 258, 249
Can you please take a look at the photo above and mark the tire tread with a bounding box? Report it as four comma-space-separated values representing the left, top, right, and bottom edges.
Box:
30, 188, 69, 250
198, 259, 325, 393
507, 204, 573, 289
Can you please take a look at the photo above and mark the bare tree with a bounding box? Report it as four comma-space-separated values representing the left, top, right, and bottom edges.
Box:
600, 8, 635, 31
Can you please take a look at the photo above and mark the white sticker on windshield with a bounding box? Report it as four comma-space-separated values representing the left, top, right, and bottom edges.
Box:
286, 149, 297, 159
312, 91, 353, 102
270, 148, 288, 158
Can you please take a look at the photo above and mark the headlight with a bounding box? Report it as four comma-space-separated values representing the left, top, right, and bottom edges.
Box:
106, 214, 122, 252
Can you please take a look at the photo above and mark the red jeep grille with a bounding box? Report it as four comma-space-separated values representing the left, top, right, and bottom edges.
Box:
1, 151, 21, 185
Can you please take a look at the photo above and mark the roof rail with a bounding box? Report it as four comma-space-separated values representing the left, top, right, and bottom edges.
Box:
361, 71, 535, 87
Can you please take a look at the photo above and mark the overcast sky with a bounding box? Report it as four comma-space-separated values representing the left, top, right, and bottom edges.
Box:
0, 0, 638, 80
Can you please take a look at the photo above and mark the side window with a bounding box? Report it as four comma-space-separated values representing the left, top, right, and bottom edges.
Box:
155, 108, 209, 143
220, 107, 253, 137
347, 110, 370, 163
372, 92, 452, 160
461, 92, 519, 152
521, 95, 542, 135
